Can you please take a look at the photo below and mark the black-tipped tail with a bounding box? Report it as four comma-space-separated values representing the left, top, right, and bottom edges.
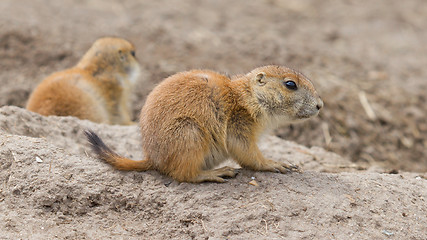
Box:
84, 130, 118, 161
84, 129, 152, 171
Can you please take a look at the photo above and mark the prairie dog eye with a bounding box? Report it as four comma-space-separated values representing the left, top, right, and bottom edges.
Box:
284, 80, 297, 90
130, 51, 136, 57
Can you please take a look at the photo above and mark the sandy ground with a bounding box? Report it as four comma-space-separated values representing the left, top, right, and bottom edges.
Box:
1, 106, 426, 239
0, 0, 427, 239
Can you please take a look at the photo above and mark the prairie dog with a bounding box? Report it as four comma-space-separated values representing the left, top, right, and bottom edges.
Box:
86, 65, 323, 183
26, 37, 140, 125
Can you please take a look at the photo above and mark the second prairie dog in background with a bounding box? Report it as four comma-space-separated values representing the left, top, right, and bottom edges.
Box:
26, 37, 140, 125
86, 65, 323, 183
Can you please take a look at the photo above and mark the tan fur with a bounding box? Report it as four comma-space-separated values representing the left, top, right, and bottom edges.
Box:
26, 37, 140, 125
86, 65, 323, 183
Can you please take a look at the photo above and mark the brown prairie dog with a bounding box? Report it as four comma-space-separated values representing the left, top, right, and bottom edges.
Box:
26, 37, 140, 125
86, 65, 323, 183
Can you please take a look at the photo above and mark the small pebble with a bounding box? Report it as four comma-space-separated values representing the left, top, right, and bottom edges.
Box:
249, 180, 259, 186
36, 156, 43, 163
382, 230, 394, 236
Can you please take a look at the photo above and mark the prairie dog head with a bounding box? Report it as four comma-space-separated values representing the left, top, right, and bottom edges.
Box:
248, 65, 323, 123
77, 37, 141, 84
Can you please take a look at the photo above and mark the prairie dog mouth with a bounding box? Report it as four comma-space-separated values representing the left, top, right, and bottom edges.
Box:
296, 107, 320, 119
127, 63, 141, 84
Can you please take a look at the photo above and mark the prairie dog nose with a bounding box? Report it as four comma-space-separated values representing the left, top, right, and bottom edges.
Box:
316, 98, 324, 110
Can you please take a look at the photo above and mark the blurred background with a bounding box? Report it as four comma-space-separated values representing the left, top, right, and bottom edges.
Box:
0, 0, 426, 172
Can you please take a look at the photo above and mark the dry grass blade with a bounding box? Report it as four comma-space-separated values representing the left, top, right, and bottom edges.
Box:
321, 122, 332, 146
262, 219, 268, 234
200, 219, 208, 233
358, 91, 377, 120
10, 150, 17, 162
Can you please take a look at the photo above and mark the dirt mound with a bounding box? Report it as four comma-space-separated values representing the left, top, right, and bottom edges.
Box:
0, 106, 426, 239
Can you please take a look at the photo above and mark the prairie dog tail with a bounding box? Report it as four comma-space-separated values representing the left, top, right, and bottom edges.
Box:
84, 130, 152, 171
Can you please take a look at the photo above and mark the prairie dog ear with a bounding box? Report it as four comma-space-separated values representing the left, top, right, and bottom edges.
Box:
118, 50, 126, 61
255, 72, 266, 86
